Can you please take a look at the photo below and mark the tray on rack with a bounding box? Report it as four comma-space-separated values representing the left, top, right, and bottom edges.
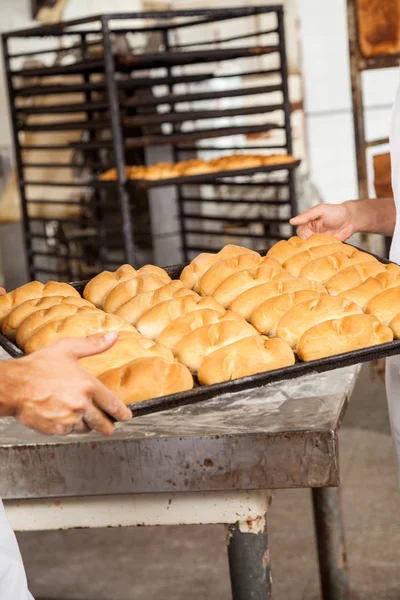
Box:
0, 248, 399, 417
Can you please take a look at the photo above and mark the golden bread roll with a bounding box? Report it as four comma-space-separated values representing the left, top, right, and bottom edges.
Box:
136, 295, 225, 340
2, 295, 94, 341
266, 233, 339, 264
115, 281, 196, 325
299, 250, 375, 284
339, 278, 384, 310
175, 319, 257, 373
276, 295, 363, 350
297, 314, 393, 362
98, 357, 194, 404
209, 154, 264, 171
366, 287, 400, 325
16, 304, 100, 350
217, 244, 259, 259
79, 331, 174, 376
230, 278, 327, 321
25, 312, 136, 354
199, 254, 263, 296
213, 267, 295, 309
326, 261, 387, 295
156, 309, 243, 353
83, 264, 137, 308
198, 336, 295, 385
104, 273, 170, 314
138, 265, 171, 280
251, 290, 322, 336
388, 313, 400, 338
0, 281, 80, 326
283, 243, 356, 276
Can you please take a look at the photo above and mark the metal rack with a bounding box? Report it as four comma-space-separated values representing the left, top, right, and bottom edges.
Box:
3, 7, 298, 281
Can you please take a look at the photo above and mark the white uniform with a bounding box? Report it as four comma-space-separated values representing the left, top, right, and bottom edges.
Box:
0, 500, 33, 598
386, 79, 400, 471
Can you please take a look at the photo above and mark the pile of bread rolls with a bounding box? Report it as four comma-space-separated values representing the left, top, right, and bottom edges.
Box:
99, 153, 295, 181
1, 233, 398, 406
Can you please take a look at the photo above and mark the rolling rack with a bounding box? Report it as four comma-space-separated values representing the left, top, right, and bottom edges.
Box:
3, 7, 299, 282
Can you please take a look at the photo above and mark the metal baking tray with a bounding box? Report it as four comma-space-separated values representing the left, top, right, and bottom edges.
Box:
0, 248, 399, 418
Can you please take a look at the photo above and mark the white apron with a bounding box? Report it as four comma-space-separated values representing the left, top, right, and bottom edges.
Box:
0, 499, 33, 599
386, 76, 400, 474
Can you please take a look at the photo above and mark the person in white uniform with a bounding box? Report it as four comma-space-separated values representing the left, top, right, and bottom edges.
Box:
0, 330, 132, 599
291, 83, 400, 473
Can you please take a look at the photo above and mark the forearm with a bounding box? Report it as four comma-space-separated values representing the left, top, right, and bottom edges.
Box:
0, 360, 19, 417
347, 198, 396, 237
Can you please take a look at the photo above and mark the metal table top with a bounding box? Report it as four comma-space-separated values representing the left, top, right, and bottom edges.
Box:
0, 348, 359, 499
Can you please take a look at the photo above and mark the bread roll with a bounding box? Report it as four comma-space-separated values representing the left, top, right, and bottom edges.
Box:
213, 267, 295, 309
136, 296, 225, 340
366, 287, 400, 325
199, 254, 263, 296
283, 243, 356, 276
25, 312, 136, 354
198, 336, 295, 385
156, 309, 243, 353
230, 278, 327, 321
297, 314, 393, 362
299, 251, 375, 284
388, 313, 400, 338
16, 304, 100, 350
98, 357, 194, 405
326, 262, 387, 295
266, 233, 339, 264
175, 319, 257, 372
115, 281, 196, 325
2, 295, 94, 342
78, 331, 174, 376
104, 274, 171, 314
0, 281, 80, 326
251, 290, 322, 335
83, 264, 137, 308
276, 295, 363, 350
217, 244, 259, 259
337, 267, 400, 309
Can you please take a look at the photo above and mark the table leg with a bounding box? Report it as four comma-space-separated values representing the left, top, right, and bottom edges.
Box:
312, 487, 350, 600
227, 517, 272, 600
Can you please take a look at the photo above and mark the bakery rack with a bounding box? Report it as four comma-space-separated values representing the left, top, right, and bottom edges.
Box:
2, 7, 299, 282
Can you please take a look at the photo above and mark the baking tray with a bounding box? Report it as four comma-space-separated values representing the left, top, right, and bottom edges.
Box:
1, 249, 399, 418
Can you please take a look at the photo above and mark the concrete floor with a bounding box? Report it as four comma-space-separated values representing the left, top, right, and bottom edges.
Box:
17, 364, 400, 600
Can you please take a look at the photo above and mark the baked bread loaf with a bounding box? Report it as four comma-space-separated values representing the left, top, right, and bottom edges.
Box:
299, 250, 375, 284
115, 281, 196, 325
103, 273, 171, 314
198, 336, 295, 385
217, 245, 259, 259
175, 319, 257, 372
199, 254, 263, 296
2, 295, 94, 341
79, 331, 174, 376
156, 309, 244, 354
338, 265, 400, 309
98, 356, 194, 404
326, 262, 387, 295
276, 295, 363, 349
83, 264, 137, 308
266, 233, 339, 264
0, 281, 80, 326
366, 287, 400, 325
251, 290, 322, 336
136, 295, 225, 340
230, 278, 327, 321
283, 243, 356, 276
297, 314, 393, 362
25, 312, 136, 354
214, 267, 294, 309
388, 313, 400, 338
16, 303, 100, 350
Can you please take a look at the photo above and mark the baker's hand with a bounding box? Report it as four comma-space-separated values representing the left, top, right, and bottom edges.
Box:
289, 202, 355, 241
4, 333, 131, 436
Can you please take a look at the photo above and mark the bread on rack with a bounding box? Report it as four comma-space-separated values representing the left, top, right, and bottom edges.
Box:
231, 278, 327, 321
175, 319, 258, 373
98, 356, 194, 405
103, 272, 171, 314
79, 331, 174, 377
198, 336, 295, 385
0, 281, 80, 326
25, 312, 137, 354
326, 262, 388, 295
266, 233, 339, 264
276, 295, 363, 350
213, 267, 295, 309
250, 290, 322, 336
297, 314, 393, 362
143, 162, 182, 180
136, 295, 225, 340
156, 309, 244, 354
83, 264, 137, 308
365, 287, 400, 325
177, 158, 217, 176
199, 254, 263, 296
2, 295, 94, 342
209, 154, 264, 171
299, 250, 375, 284
283, 243, 356, 276
338, 265, 400, 309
